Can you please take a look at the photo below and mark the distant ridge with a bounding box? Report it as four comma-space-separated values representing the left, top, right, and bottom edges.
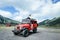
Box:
0, 15, 20, 25
39, 17, 60, 26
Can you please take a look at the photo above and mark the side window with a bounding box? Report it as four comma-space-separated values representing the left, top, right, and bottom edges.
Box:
31, 21, 33, 24
34, 21, 37, 23
31, 21, 37, 24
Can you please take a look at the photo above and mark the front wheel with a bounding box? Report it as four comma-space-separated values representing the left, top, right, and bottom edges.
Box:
13, 32, 18, 35
22, 29, 29, 37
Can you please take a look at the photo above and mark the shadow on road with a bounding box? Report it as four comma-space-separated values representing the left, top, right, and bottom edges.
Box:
29, 31, 40, 35
14, 31, 40, 37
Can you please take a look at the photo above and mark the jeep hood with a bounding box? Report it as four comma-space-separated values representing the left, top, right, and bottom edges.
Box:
17, 24, 30, 27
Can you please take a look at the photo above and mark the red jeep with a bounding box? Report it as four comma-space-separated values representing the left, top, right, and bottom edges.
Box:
12, 17, 38, 37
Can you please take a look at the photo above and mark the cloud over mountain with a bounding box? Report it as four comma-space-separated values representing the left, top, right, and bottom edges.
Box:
0, 0, 60, 22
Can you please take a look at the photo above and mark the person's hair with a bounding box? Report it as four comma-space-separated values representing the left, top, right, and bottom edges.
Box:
27, 17, 30, 19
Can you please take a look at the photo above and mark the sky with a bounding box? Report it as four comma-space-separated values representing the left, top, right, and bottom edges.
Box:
0, 0, 60, 23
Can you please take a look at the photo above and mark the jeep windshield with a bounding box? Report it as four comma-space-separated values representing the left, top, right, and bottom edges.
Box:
21, 19, 30, 24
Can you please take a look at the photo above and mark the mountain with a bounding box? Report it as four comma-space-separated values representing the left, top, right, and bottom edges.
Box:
38, 19, 51, 25
0, 15, 20, 25
49, 17, 60, 26
39, 17, 60, 26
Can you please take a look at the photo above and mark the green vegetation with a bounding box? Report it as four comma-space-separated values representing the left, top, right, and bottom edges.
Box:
39, 17, 60, 28
0, 15, 20, 26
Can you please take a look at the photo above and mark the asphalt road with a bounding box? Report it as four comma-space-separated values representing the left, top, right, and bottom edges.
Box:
0, 27, 60, 40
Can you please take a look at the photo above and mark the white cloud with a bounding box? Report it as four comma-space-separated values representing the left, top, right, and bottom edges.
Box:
41, 2, 60, 17
20, 10, 29, 15
12, 9, 30, 22
0, 10, 12, 18
52, 2, 60, 17
28, 0, 60, 22
0, 0, 60, 22
30, 0, 40, 11
13, 16, 22, 22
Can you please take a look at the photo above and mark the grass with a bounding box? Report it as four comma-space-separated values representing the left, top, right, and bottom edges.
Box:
38, 25, 60, 29
0, 24, 14, 31
38, 25, 60, 33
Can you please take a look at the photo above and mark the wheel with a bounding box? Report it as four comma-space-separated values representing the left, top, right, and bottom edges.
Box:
33, 28, 37, 33
22, 29, 29, 37
14, 32, 18, 35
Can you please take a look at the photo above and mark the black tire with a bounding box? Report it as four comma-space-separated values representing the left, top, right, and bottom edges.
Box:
33, 28, 37, 33
14, 32, 18, 35
22, 29, 29, 37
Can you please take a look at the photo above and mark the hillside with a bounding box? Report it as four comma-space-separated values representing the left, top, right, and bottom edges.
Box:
39, 17, 60, 26
0, 15, 20, 25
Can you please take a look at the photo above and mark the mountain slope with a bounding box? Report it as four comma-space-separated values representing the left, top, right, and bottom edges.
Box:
39, 17, 60, 26
0, 15, 20, 25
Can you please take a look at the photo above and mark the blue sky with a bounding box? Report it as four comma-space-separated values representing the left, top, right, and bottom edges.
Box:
0, 6, 18, 13
52, 0, 60, 3
0, 0, 60, 22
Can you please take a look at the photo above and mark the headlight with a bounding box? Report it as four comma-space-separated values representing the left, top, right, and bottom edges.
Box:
17, 26, 20, 29
20, 26, 22, 29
